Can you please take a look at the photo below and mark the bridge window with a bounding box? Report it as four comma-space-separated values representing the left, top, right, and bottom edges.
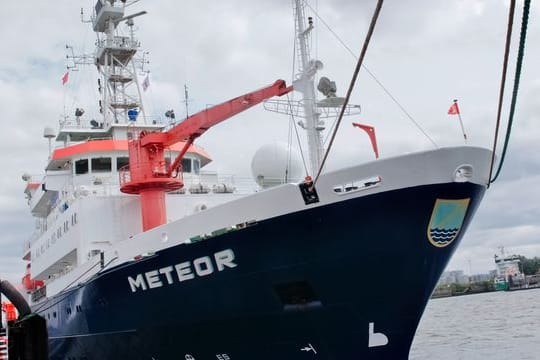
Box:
116, 156, 129, 170
75, 159, 89, 175
91, 157, 112, 172
182, 158, 191, 173
193, 159, 200, 174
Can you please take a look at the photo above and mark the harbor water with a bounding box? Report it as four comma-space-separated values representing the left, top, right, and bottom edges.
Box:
410, 288, 540, 359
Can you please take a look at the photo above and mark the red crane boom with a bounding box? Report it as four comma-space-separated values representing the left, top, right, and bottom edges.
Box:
120, 80, 292, 231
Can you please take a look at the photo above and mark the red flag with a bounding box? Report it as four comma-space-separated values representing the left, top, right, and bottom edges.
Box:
62, 71, 69, 85
352, 123, 379, 159
447, 101, 460, 115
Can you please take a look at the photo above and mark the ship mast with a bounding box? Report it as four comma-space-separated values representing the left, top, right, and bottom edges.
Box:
264, 0, 361, 176
92, 1, 147, 127
293, 0, 324, 174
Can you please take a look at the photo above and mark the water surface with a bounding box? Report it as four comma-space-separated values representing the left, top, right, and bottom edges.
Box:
410, 288, 540, 359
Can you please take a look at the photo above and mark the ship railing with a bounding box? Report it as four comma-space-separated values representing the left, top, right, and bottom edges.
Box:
98, 36, 139, 51
109, 94, 140, 108
59, 117, 105, 130
60, 116, 164, 130
118, 161, 183, 188
181, 173, 299, 195
146, 116, 164, 126
44, 257, 102, 296
117, 168, 296, 195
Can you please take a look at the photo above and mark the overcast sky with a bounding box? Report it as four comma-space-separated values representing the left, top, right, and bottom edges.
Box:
0, 0, 538, 284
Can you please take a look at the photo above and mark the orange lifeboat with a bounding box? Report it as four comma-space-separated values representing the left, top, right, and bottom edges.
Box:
2, 302, 17, 321
21, 264, 44, 292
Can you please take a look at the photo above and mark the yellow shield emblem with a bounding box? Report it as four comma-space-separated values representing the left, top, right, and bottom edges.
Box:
427, 198, 470, 248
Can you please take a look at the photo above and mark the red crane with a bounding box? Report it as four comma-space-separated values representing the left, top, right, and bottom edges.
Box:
120, 80, 293, 231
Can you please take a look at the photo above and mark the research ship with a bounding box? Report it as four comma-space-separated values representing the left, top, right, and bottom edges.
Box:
10, 0, 495, 359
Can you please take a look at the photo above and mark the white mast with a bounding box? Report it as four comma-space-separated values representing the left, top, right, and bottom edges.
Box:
293, 0, 324, 175
93, 1, 147, 127
264, 0, 361, 176
64, 1, 147, 129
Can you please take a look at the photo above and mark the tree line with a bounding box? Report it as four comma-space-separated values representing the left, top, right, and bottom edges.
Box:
519, 256, 540, 275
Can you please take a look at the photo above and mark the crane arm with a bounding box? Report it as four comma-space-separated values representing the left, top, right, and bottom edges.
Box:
122, 79, 292, 231
140, 80, 293, 148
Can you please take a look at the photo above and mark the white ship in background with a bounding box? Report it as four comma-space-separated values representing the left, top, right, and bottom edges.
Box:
494, 248, 525, 291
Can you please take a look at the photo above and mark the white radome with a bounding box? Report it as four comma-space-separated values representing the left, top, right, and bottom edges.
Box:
251, 143, 304, 188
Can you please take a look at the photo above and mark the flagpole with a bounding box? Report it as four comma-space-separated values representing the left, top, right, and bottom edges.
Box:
453, 99, 467, 143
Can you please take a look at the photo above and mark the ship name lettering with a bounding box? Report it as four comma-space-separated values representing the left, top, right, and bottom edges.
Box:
128, 249, 237, 293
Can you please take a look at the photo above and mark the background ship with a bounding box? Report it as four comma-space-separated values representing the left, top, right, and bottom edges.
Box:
492, 247, 540, 291
4, 0, 530, 359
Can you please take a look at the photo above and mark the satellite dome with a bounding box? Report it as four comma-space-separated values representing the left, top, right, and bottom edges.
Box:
43, 126, 56, 139
251, 143, 303, 188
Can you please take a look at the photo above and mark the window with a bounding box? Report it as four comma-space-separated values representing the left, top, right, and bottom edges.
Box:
75, 159, 89, 174
193, 159, 200, 174
181, 158, 191, 173
116, 157, 129, 170
91, 157, 112, 172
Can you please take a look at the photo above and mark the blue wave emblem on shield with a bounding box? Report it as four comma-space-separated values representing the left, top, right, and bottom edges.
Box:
427, 198, 470, 248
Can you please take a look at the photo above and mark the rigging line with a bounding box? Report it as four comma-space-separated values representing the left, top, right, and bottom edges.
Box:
97, 256, 120, 274
286, 113, 293, 182
287, 94, 310, 177
490, 0, 530, 184
286, 33, 296, 182
288, 16, 310, 178
488, 0, 516, 186
323, 113, 339, 146
313, 0, 385, 186
80, 15, 96, 121
304, 2, 438, 148
33, 260, 102, 313
33, 256, 120, 314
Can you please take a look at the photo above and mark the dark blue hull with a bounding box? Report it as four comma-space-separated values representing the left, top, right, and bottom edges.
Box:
35, 182, 485, 359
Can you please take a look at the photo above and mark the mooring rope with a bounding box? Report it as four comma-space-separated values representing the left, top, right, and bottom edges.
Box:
489, 0, 531, 184
488, 0, 516, 186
